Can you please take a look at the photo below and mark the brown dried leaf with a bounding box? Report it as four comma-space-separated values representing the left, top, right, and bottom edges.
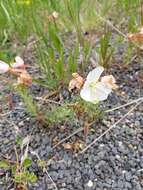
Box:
63, 143, 73, 150
17, 71, 32, 86
73, 140, 84, 151
101, 75, 118, 90
128, 27, 143, 42
68, 73, 84, 91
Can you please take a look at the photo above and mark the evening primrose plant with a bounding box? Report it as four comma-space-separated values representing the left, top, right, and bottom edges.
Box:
68, 66, 118, 139
1, 1, 136, 130
0, 55, 117, 130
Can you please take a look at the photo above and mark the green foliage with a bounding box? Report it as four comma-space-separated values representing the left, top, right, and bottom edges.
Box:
97, 32, 114, 68
14, 172, 37, 184
0, 137, 37, 189
73, 98, 104, 123
63, 0, 84, 44
45, 104, 75, 124
0, 0, 34, 40
37, 160, 46, 168
16, 85, 39, 117
0, 0, 142, 89
123, 43, 134, 64
22, 158, 32, 168
0, 161, 9, 169
0, 156, 37, 187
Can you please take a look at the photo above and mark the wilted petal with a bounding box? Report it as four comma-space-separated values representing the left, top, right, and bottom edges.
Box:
69, 79, 77, 91
86, 66, 104, 83
69, 73, 84, 91
0, 61, 9, 73
101, 75, 118, 89
128, 32, 143, 42
140, 27, 143, 34
17, 71, 32, 86
12, 56, 24, 68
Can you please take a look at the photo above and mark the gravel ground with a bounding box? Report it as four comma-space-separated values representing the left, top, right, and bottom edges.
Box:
0, 56, 143, 190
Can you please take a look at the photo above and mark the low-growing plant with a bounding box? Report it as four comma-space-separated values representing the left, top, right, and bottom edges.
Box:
0, 136, 37, 190
68, 66, 118, 139
0, 56, 118, 142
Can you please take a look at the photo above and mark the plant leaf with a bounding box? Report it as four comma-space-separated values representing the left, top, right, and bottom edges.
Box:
23, 158, 32, 168
26, 172, 37, 183
0, 161, 9, 169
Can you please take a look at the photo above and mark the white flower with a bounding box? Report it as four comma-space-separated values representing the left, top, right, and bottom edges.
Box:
80, 66, 112, 103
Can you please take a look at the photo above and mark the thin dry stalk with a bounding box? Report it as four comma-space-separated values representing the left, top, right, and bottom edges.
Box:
79, 100, 142, 154
31, 152, 58, 190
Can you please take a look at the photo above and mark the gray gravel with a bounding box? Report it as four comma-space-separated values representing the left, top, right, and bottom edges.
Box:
0, 61, 143, 190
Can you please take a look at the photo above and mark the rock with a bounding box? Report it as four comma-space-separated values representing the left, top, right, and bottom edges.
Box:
125, 172, 132, 181
87, 180, 94, 187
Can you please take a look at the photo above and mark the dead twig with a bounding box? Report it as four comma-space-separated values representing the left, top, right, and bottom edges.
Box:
31, 151, 58, 190
36, 97, 62, 105
53, 127, 83, 149
105, 97, 143, 113
95, 12, 141, 49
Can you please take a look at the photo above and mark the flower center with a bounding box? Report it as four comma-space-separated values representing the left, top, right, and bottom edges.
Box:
89, 82, 97, 89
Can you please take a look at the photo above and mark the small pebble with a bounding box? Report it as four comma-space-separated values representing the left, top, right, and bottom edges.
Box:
87, 180, 94, 187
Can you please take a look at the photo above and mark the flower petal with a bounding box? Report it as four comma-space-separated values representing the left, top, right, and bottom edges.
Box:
101, 75, 118, 89
80, 81, 111, 103
80, 82, 93, 102
12, 56, 24, 68
0, 61, 9, 73
69, 73, 84, 91
91, 82, 112, 101
86, 66, 104, 83
17, 71, 32, 86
